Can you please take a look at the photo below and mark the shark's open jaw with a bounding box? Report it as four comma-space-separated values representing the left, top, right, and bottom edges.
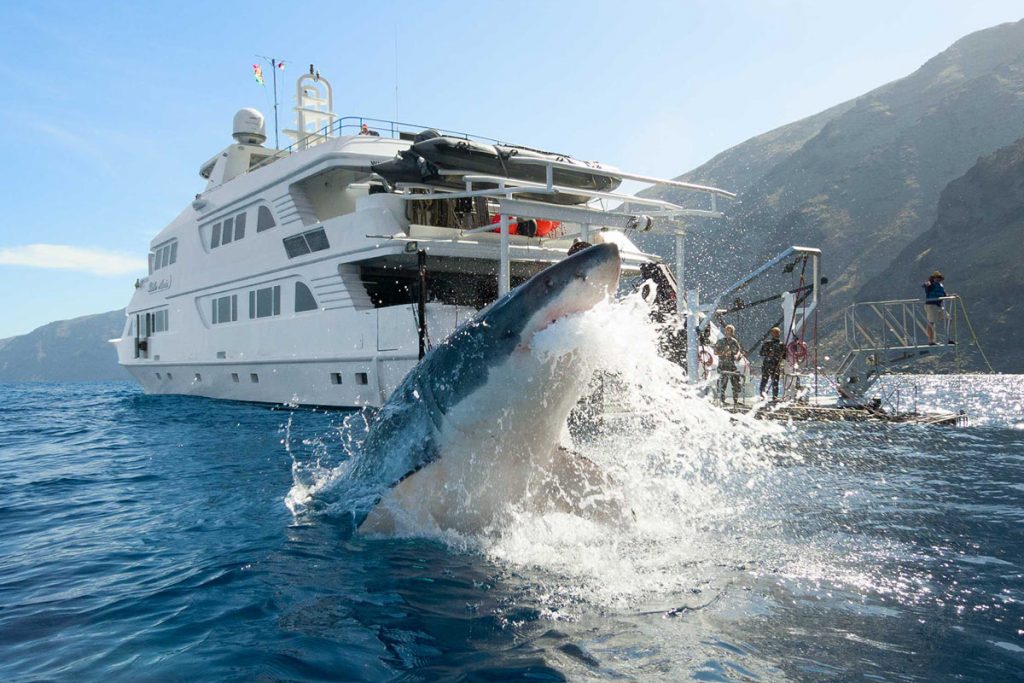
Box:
516, 245, 622, 346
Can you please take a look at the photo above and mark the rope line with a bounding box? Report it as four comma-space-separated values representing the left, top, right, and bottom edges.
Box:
958, 297, 996, 373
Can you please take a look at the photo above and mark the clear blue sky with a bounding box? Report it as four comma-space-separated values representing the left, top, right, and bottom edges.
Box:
0, 0, 1020, 338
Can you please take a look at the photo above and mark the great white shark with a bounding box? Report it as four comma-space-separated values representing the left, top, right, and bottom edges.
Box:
321, 242, 626, 535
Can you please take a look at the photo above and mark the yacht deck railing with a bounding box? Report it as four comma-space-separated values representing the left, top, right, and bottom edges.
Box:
251, 115, 516, 172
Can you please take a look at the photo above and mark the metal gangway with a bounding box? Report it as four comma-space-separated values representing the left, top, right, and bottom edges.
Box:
836, 296, 961, 399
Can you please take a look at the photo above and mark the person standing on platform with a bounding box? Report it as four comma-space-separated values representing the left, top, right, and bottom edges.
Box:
759, 327, 785, 400
715, 324, 743, 405
922, 271, 951, 345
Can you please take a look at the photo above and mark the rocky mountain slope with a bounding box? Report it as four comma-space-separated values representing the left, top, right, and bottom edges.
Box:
861, 137, 1024, 372
0, 309, 128, 382
643, 19, 1024, 370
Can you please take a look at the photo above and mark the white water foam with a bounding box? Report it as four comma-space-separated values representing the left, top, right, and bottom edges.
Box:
470, 293, 803, 610
286, 292, 812, 611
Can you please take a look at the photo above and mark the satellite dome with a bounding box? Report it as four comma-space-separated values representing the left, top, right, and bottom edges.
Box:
232, 108, 266, 145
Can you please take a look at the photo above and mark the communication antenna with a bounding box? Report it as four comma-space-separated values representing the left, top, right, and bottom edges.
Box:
256, 55, 286, 149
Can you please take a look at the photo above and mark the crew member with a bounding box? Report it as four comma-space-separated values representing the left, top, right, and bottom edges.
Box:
759, 327, 785, 400
715, 324, 743, 405
922, 270, 951, 345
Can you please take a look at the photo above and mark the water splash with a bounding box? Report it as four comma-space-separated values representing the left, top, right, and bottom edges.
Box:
286, 292, 805, 609
284, 409, 372, 517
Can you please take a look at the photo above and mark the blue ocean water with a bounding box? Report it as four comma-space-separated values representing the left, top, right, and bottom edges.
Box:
1, 378, 1023, 681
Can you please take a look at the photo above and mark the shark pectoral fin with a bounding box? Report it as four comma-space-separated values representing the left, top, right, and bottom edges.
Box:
540, 446, 631, 525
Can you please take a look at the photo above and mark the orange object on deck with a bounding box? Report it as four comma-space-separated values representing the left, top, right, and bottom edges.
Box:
489, 215, 561, 237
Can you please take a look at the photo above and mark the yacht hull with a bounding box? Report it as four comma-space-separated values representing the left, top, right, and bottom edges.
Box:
124, 356, 419, 408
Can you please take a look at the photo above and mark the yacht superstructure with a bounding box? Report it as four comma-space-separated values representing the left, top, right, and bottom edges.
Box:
115, 72, 733, 407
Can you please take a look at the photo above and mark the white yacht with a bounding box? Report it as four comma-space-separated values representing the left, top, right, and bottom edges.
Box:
115, 71, 732, 407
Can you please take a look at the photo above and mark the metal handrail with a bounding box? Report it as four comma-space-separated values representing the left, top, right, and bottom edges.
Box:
250, 114, 510, 172
844, 296, 959, 351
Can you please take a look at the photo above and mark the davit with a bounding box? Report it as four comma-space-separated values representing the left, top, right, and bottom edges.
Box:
348, 242, 627, 535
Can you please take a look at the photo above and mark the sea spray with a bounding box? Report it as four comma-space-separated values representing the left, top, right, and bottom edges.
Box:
285, 292, 811, 609
480, 292, 800, 610
285, 409, 372, 517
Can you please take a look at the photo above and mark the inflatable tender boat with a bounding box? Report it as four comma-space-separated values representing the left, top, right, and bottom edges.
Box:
371, 130, 621, 205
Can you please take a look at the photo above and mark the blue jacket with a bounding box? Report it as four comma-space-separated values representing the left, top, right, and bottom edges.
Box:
924, 280, 946, 306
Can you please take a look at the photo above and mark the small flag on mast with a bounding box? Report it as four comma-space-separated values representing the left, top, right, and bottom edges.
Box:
252, 64, 265, 85
277, 61, 285, 70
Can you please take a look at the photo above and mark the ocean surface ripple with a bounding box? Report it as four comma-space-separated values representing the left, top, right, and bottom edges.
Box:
1, 376, 1023, 681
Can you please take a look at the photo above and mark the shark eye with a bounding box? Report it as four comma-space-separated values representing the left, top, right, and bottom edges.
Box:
575, 270, 587, 280
544, 276, 554, 290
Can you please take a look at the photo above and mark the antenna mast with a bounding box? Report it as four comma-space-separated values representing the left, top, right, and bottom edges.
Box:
256, 55, 285, 149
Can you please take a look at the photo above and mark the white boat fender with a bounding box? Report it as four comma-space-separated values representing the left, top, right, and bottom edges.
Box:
737, 354, 752, 381
639, 279, 659, 305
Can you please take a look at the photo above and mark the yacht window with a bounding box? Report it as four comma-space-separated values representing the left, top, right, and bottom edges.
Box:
231, 373, 240, 383
356, 372, 368, 385
330, 372, 343, 385
212, 294, 238, 324
153, 309, 169, 333
283, 235, 310, 258
295, 282, 317, 312
249, 285, 281, 319
257, 206, 276, 232
210, 211, 249, 248
222, 217, 235, 245
250, 373, 259, 383
283, 228, 330, 259
150, 240, 179, 271
305, 229, 329, 252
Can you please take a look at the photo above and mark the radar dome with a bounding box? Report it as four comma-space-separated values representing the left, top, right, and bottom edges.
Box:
232, 108, 266, 145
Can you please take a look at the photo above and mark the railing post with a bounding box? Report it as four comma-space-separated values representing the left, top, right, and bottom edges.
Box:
498, 213, 510, 297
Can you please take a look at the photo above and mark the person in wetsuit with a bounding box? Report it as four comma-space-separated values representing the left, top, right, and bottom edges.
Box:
715, 324, 743, 405
759, 326, 785, 400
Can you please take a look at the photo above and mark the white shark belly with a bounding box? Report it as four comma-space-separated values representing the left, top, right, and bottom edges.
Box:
359, 350, 626, 535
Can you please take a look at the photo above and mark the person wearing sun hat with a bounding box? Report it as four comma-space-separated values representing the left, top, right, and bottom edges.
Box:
922, 270, 951, 345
